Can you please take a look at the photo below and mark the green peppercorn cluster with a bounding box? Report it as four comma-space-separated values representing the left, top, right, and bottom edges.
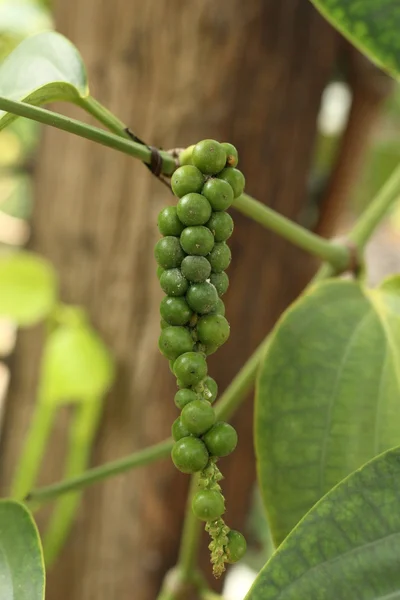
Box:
154, 139, 246, 575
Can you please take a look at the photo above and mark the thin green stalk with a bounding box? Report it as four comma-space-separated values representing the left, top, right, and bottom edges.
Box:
0, 97, 176, 175
11, 396, 57, 500
176, 474, 203, 580
200, 592, 224, 600
43, 397, 103, 565
78, 96, 130, 138
234, 194, 350, 271
26, 439, 173, 506
215, 336, 270, 422
349, 162, 400, 248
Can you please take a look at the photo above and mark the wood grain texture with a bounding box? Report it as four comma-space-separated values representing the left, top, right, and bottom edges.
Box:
0, 1, 339, 598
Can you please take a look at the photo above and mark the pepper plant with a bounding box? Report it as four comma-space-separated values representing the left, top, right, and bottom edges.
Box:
1, 1, 400, 599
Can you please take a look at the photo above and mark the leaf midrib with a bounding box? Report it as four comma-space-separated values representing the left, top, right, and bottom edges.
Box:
318, 307, 375, 493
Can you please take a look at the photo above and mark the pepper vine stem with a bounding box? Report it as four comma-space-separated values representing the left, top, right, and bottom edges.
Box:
176, 474, 203, 580
1, 96, 352, 270
233, 194, 350, 271
0, 96, 176, 175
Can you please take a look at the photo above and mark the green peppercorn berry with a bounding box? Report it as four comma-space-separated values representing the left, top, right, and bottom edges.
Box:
207, 212, 234, 243
210, 297, 225, 316
160, 297, 193, 326
171, 165, 204, 198
192, 139, 227, 175
210, 271, 229, 297
208, 243, 231, 273
181, 256, 211, 282
180, 226, 215, 256
157, 206, 185, 237
177, 193, 212, 226
217, 167, 245, 198
181, 399, 216, 436
225, 530, 247, 563
192, 490, 225, 521
203, 422, 238, 457
157, 266, 165, 280
160, 269, 189, 297
186, 282, 218, 314
203, 376, 218, 403
202, 178, 234, 211
173, 351, 207, 387
174, 388, 198, 410
171, 436, 209, 474
161, 319, 169, 330
221, 142, 239, 167
197, 315, 230, 348
155, 236, 185, 269
158, 326, 193, 360
169, 359, 175, 373
171, 417, 191, 441
179, 144, 195, 166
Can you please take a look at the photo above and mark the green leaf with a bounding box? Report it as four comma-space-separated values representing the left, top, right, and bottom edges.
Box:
246, 445, 400, 600
40, 320, 115, 402
0, 31, 88, 129
310, 0, 400, 78
0, 500, 45, 600
256, 278, 400, 546
0, 251, 57, 325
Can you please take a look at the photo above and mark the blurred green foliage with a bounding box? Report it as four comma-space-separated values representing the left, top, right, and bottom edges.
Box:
0, 0, 52, 228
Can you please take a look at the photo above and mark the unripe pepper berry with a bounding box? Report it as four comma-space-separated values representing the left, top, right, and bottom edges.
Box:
192, 489, 225, 521
208, 243, 231, 273
174, 388, 198, 410
210, 271, 229, 297
177, 193, 212, 226
181, 256, 211, 283
197, 314, 230, 348
206, 212, 234, 243
192, 139, 227, 175
202, 422, 238, 457
181, 399, 216, 436
217, 167, 245, 198
171, 165, 204, 198
160, 268, 189, 297
209, 298, 225, 317
180, 226, 215, 256
202, 178, 234, 211
160, 296, 193, 326
173, 352, 208, 387
158, 326, 193, 360
221, 142, 239, 167
157, 206, 185, 236
225, 530, 247, 563
186, 282, 219, 314
171, 416, 191, 441
171, 436, 209, 473
154, 236, 185, 269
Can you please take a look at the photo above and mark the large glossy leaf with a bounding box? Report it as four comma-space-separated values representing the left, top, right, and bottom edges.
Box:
0, 251, 57, 325
246, 446, 400, 600
40, 320, 115, 402
310, 0, 400, 78
0, 500, 45, 600
256, 277, 400, 546
0, 31, 88, 129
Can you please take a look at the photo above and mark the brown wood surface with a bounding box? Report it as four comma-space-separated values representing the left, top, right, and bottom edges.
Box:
0, 2, 341, 598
